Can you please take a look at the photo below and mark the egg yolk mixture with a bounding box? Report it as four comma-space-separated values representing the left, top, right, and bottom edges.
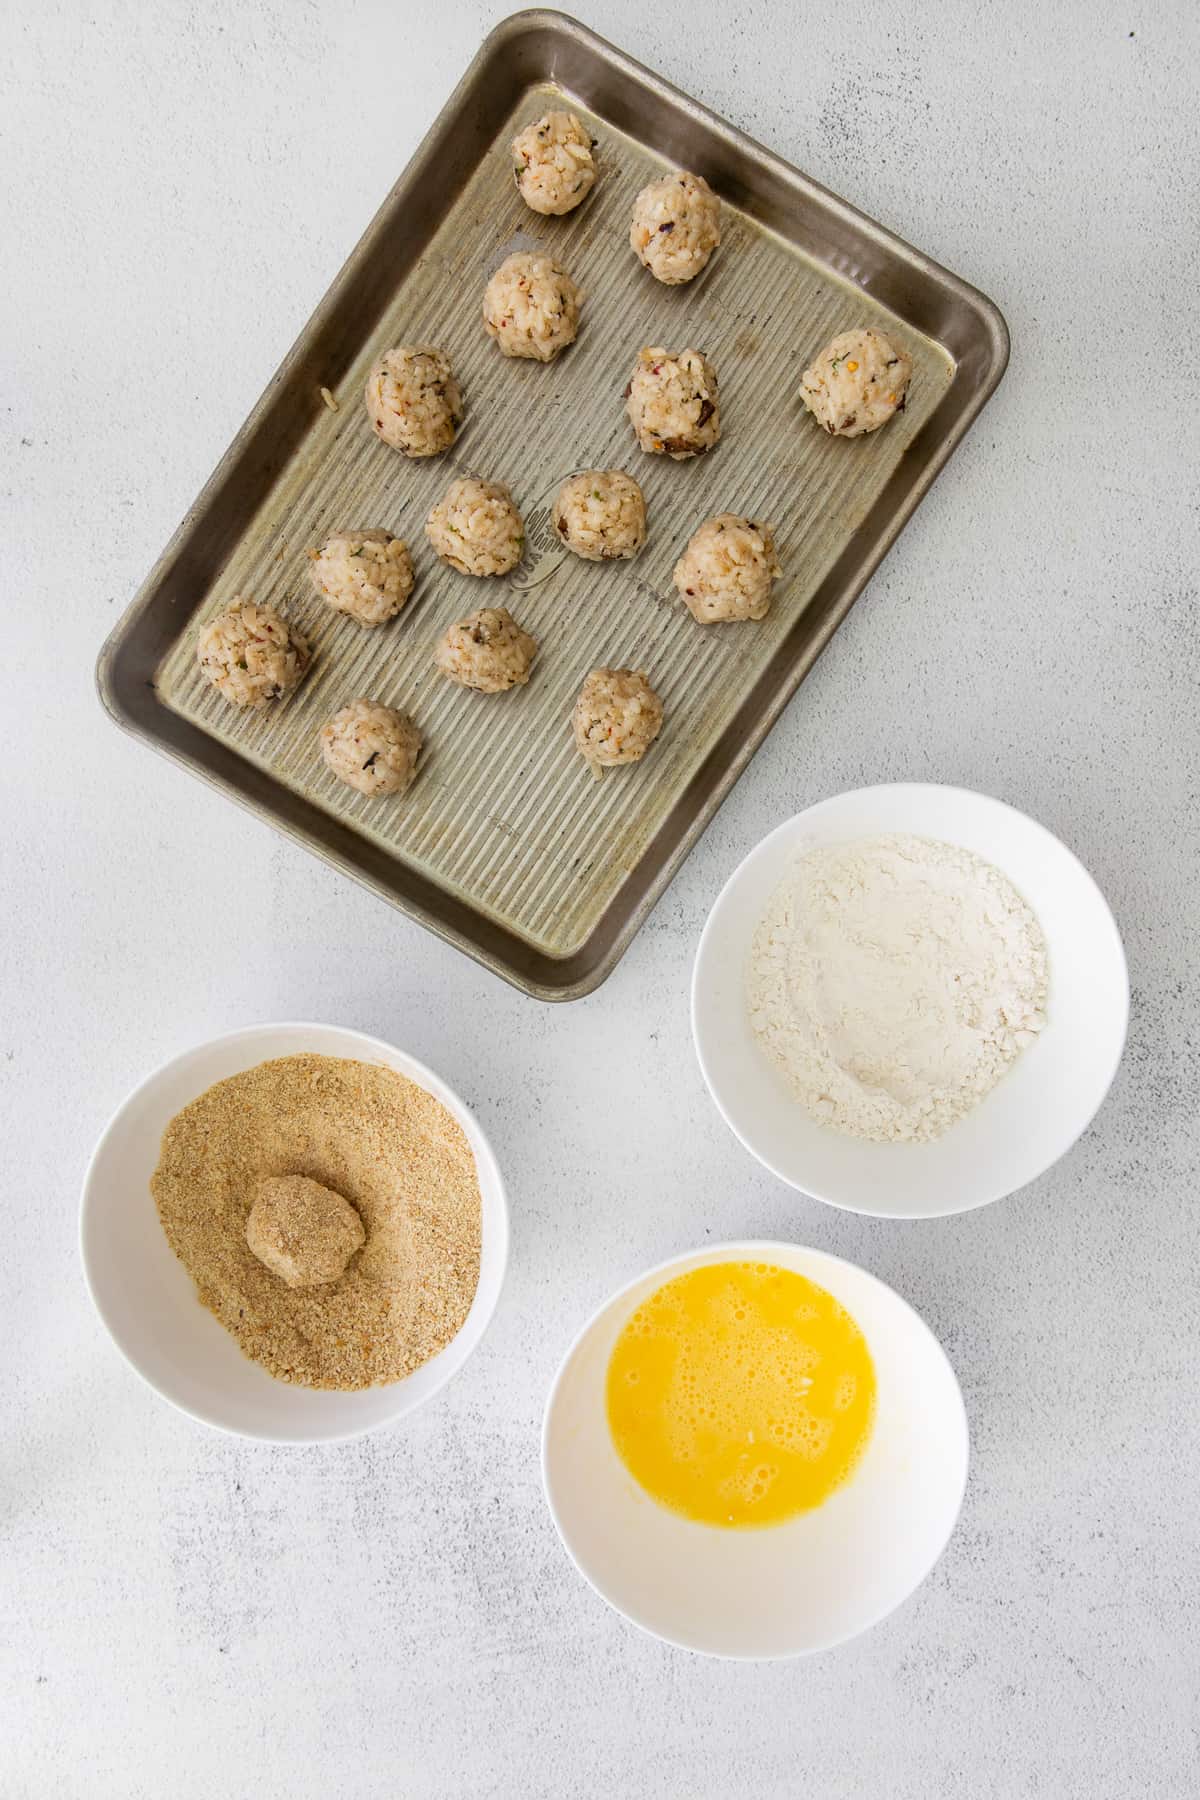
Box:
606, 1261, 876, 1528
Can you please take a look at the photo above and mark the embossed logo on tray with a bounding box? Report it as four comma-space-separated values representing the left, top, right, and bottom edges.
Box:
509, 474, 573, 592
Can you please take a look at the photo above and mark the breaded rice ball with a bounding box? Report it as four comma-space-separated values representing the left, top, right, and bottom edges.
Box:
308, 529, 414, 628
629, 170, 720, 284
246, 1176, 365, 1290
512, 110, 596, 215
799, 327, 913, 437
483, 252, 583, 362
365, 345, 463, 457
196, 599, 310, 709
425, 478, 525, 577
553, 470, 647, 561
626, 347, 720, 459
320, 699, 421, 797
673, 514, 781, 623
435, 607, 537, 693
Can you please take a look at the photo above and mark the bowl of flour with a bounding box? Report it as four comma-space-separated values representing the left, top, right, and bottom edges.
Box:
692, 785, 1128, 1218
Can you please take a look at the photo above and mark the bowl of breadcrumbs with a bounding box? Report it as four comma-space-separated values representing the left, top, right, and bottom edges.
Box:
80, 1022, 509, 1441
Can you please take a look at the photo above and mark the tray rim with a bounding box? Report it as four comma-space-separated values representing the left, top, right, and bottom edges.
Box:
96, 5, 1010, 1003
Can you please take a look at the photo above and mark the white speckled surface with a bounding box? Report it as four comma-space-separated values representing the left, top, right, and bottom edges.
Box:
2, 2, 1198, 1794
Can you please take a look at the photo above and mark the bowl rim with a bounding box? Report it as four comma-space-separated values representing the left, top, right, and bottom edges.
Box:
691, 781, 1130, 1219
78, 1019, 510, 1444
540, 1236, 970, 1660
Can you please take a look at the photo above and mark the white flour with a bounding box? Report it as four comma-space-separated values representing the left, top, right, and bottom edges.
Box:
747, 835, 1048, 1143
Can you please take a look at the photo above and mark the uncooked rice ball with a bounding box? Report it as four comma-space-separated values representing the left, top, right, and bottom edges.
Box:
426, 478, 525, 576
553, 470, 647, 561
246, 1175, 366, 1290
308, 529, 414, 628
673, 514, 781, 623
626, 347, 720, 459
573, 667, 664, 776
629, 170, 720, 284
365, 344, 463, 457
436, 607, 537, 693
196, 599, 310, 709
483, 252, 583, 362
512, 110, 596, 215
800, 327, 913, 437
320, 699, 422, 797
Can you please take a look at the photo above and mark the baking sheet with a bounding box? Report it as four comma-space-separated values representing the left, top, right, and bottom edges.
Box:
98, 9, 1007, 998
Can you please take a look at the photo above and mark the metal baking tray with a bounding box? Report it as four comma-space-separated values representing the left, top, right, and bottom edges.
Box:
97, 8, 1008, 1000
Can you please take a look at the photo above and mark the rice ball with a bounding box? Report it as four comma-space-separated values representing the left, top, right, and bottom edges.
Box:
800, 327, 913, 437
436, 607, 537, 693
626, 347, 720, 459
629, 170, 720, 284
246, 1175, 365, 1290
483, 252, 583, 362
573, 668, 664, 776
196, 599, 310, 709
365, 345, 463, 457
308, 529, 414, 627
320, 699, 421, 797
673, 514, 781, 623
426, 478, 525, 577
512, 110, 596, 215
553, 470, 647, 562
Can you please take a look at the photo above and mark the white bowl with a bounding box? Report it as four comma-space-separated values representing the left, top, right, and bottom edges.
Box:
80, 1022, 509, 1442
543, 1239, 968, 1658
692, 783, 1128, 1219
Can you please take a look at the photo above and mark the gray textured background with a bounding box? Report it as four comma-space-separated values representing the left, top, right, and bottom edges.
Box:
2, 2, 1198, 1795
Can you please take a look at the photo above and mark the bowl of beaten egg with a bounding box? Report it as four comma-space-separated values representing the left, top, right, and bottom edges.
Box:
542, 1241, 968, 1658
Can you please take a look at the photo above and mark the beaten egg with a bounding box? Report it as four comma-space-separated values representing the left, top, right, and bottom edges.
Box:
606, 1261, 876, 1528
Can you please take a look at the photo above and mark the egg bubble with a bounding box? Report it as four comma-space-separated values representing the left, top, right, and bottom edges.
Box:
791, 1409, 835, 1461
